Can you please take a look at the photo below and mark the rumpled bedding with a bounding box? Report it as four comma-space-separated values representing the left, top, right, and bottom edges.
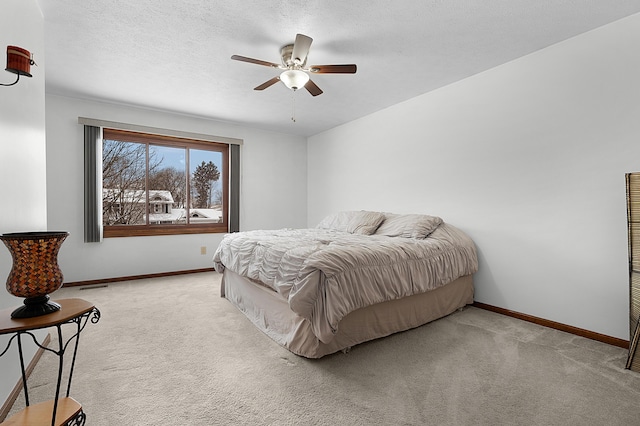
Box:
213, 223, 478, 343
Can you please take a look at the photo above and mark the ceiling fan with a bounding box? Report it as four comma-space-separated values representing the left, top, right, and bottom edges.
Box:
231, 34, 357, 97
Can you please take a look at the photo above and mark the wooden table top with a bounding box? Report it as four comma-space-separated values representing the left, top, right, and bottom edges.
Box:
0, 397, 82, 426
0, 299, 96, 335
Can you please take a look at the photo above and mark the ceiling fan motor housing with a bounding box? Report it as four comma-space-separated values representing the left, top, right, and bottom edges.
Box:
280, 44, 307, 68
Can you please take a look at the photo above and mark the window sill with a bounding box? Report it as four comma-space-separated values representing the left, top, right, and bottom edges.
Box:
103, 225, 228, 238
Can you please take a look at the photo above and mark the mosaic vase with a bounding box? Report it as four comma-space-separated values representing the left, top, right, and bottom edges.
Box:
1, 231, 68, 318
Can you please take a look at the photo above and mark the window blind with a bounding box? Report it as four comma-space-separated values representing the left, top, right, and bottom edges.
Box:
84, 125, 102, 242
229, 143, 240, 233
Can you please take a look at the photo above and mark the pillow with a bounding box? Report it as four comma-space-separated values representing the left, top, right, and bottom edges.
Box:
316, 211, 386, 235
375, 213, 443, 239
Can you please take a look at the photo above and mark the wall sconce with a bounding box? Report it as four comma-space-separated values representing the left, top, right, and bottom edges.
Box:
1, 45, 35, 87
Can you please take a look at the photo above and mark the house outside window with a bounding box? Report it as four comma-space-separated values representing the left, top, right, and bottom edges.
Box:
102, 128, 228, 237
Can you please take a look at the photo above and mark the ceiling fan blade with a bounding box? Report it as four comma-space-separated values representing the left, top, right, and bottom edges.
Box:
309, 64, 357, 74
231, 55, 281, 68
254, 76, 280, 91
304, 79, 323, 96
291, 34, 313, 65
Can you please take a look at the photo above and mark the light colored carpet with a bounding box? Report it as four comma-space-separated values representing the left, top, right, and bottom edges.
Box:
6, 272, 640, 425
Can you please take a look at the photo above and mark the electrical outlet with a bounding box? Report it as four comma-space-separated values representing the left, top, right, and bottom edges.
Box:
200, 246, 207, 255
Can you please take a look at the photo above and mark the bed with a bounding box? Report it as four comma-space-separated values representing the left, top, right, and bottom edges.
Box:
213, 211, 478, 358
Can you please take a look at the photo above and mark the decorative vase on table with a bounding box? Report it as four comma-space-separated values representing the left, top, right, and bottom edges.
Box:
0, 231, 69, 319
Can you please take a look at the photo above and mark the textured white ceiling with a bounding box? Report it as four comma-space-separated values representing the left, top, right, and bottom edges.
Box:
35, 0, 640, 137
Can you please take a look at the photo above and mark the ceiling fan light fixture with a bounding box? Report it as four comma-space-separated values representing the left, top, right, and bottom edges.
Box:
279, 69, 309, 91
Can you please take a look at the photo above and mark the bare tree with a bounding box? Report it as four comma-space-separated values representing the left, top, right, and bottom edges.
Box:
102, 139, 162, 225
148, 167, 186, 208
210, 181, 222, 207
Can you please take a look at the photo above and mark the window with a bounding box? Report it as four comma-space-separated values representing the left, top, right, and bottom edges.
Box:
101, 129, 229, 237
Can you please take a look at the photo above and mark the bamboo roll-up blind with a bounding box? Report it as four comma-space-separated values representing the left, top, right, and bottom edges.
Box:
625, 173, 640, 371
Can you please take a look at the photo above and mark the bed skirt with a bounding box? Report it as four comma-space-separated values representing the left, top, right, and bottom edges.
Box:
221, 269, 474, 358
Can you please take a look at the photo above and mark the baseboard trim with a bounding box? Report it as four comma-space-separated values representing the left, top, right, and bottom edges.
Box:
63, 267, 215, 288
0, 333, 51, 422
473, 302, 629, 349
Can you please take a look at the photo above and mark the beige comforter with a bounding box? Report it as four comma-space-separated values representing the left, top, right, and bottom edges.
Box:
213, 223, 478, 343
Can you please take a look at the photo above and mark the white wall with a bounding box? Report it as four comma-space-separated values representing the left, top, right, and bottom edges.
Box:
0, 0, 47, 409
45, 95, 307, 282
308, 13, 640, 341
